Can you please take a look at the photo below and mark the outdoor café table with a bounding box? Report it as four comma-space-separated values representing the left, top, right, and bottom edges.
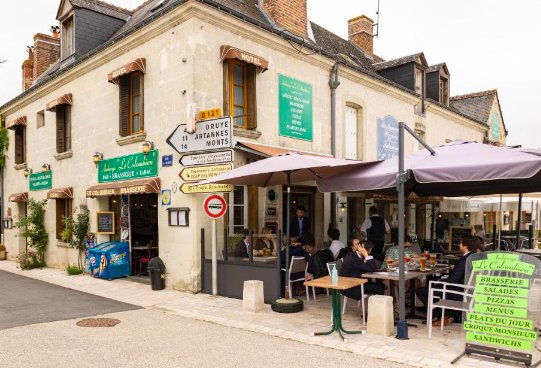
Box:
363, 265, 451, 320
304, 275, 367, 341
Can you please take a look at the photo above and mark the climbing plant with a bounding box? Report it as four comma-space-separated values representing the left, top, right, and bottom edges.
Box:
0, 125, 9, 167
61, 206, 90, 270
16, 199, 48, 267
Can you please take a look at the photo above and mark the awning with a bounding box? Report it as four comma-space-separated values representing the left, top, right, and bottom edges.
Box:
220, 45, 269, 72
9, 192, 28, 202
47, 187, 73, 199
235, 141, 331, 158
7, 116, 27, 129
86, 178, 160, 197
46, 93, 73, 112
107, 58, 146, 83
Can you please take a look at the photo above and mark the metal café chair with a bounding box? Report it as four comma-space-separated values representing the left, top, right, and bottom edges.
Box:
282, 256, 312, 301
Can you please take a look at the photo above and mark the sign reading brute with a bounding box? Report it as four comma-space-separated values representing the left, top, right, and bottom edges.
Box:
98, 150, 158, 183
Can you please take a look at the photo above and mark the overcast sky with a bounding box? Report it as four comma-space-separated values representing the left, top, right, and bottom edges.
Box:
1, 0, 539, 147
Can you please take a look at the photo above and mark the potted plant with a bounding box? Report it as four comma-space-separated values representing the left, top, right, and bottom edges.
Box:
0, 244, 6, 260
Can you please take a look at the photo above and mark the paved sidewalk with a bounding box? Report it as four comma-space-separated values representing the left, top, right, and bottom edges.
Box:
0, 261, 536, 368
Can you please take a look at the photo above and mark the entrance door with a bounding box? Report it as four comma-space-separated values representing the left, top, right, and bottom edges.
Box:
130, 193, 159, 276
283, 187, 314, 240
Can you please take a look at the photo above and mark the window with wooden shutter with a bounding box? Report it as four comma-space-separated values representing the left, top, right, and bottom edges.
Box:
119, 73, 144, 136
344, 106, 358, 160
119, 75, 130, 137
225, 60, 257, 130
14, 126, 25, 165
56, 105, 71, 153
56, 198, 72, 240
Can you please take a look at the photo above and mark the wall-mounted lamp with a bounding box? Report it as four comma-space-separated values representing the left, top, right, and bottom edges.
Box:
142, 141, 154, 155
41, 163, 51, 173
23, 166, 32, 178
93, 152, 104, 166
338, 201, 347, 213
464, 213, 470, 219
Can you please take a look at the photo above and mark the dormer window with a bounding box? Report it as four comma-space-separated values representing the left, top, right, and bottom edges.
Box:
414, 67, 424, 96
61, 16, 74, 59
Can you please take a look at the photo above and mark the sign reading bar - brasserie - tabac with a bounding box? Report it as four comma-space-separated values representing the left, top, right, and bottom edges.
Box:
98, 150, 158, 183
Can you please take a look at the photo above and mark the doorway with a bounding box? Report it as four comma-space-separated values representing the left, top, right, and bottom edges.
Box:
130, 193, 159, 276
283, 187, 315, 239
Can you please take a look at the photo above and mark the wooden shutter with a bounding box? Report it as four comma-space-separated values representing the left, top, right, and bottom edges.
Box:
139, 75, 144, 132
223, 62, 230, 117
246, 64, 257, 130
14, 126, 24, 164
65, 105, 71, 150
119, 75, 130, 137
56, 199, 64, 240
345, 106, 357, 160
56, 106, 65, 153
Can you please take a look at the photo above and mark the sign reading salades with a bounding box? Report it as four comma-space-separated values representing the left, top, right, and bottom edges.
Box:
98, 150, 158, 183
29, 170, 52, 191
278, 74, 313, 141
377, 115, 399, 160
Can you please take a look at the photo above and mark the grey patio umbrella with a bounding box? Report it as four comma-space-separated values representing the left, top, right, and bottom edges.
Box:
201, 152, 368, 298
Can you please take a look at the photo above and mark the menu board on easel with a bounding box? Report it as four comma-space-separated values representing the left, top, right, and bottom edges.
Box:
96, 212, 115, 234
449, 226, 474, 250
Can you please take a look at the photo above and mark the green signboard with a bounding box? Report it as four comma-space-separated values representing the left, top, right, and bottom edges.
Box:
29, 170, 52, 191
278, 74, 313, 141
98, 150, 158, 183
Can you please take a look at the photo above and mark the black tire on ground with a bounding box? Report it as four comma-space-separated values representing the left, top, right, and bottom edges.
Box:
271, 298, 304, 313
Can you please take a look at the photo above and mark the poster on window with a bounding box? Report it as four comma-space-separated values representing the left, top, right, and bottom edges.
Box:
377, 115, 399, 160
278, 74, 313, 141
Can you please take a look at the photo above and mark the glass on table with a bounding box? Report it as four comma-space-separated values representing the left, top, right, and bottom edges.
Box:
386, 257, 393, 271
419, 257, 427, 271
430, 254, 437, 267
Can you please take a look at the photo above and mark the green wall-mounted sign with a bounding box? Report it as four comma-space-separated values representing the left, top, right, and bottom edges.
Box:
98, 150, 158, 183
278, 74, 313, 141
29, 170, 52, 191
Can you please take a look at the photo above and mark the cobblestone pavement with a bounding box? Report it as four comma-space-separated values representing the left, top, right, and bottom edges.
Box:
0, 261, 537, 368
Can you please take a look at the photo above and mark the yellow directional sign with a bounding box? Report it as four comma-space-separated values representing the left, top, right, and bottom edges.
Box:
179, 164, 232, 182
180, 183, 232, 194
198, 108, 222, 121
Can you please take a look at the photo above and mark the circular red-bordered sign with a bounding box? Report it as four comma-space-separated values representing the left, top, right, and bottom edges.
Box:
203, 194, 227, 219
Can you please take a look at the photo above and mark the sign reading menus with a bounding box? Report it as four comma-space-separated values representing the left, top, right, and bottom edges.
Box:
98, 150, 158, 183
29, 170, 52, 191
96, 212, 115, 234
278, 74, 313, 141
376, 115, 399, 160
457, 252, 541, 366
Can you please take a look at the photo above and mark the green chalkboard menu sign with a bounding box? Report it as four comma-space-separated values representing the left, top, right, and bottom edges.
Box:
449, 226, 474, 251
278, 74, 313, 141
96, 212, 115, 234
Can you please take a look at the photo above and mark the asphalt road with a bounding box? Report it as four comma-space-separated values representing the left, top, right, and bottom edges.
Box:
0, 270, 140, 330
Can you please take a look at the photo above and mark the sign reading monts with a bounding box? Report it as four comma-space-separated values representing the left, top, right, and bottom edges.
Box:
167, 117, 232, 154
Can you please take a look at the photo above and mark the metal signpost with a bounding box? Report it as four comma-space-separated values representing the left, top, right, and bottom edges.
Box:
204, 194, 227, 296
166, 117, 232, 154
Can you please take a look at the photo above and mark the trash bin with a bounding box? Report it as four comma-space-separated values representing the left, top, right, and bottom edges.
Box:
148, 257, 166, 290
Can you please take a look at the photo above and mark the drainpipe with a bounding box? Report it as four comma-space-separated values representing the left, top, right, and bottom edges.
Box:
329, 62, 340, 229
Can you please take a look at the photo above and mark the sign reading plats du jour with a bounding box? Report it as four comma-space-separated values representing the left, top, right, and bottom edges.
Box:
29, 170, 52, 191
461, 252, 541, 365
98, 150, 158, 183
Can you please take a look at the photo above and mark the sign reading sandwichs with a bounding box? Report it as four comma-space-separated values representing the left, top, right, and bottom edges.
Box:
166, 117, 232, 154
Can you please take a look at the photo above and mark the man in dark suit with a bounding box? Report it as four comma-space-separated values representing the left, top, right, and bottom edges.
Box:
234, 229, 251, 258
416, 236, 476, 325
340, 240, 385, 299
289, 205, 311, 241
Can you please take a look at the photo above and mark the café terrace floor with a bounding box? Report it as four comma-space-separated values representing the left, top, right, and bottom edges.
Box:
0, 260, 538, 368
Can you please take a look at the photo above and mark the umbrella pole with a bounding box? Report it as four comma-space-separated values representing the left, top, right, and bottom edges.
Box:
516, 193, 523, 248
396, 122, 408, 339
285, 171, 291, 298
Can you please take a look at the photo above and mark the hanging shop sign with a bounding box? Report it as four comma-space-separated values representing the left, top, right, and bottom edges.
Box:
98, 150, 158, 183
278, 74, 313, 141
179, 164, 232, 182
455, 252, 541, 366
198, 108, 222, 121
166, 117, 232, 154
180, 183, 232, 194
180, 150, 233, 167
29, 170, 52, 191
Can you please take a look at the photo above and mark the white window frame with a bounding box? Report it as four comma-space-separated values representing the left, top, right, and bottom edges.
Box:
229, 185, 248, 234
344, 106, 358, 160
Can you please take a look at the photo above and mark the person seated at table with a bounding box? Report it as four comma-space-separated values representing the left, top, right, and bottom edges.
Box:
302, 234, 334, 282
234, 229, 251, 258
415, 236, 476, 326
381, 235, 420, 270
340, 239, 385, 297
328, 228, 345, 260
254, 227, 277, 256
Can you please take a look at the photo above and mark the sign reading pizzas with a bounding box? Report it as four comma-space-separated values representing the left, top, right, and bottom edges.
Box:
203, 194, 227, 219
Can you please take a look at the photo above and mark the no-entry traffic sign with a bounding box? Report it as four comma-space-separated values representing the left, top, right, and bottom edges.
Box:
204, 194, 227, 219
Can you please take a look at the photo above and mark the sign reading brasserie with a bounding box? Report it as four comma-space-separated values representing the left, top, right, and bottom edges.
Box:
98, 150, 158, 183
29, 170, 52, 191
278, 74, 313, 141
456, 252, 541, 366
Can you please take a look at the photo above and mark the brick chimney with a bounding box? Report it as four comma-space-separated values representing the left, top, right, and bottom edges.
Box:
262, 0, 307, 37
32, 33, 60, 80
348, 15, 374, 55
21, 48, 34, 91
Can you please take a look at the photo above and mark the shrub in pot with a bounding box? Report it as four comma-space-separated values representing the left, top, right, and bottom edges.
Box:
0, 244, 5, 260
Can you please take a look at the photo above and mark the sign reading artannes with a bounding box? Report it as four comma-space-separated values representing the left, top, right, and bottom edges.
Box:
29, 170, 52, 191
98, 150, 158, 183
278, 74, 313, 141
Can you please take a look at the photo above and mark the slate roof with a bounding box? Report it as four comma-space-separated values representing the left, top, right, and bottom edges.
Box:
449, 90, 496, 124
373, 52, 428, 71
426, 63, 449, 75
70, 0, 132, 20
